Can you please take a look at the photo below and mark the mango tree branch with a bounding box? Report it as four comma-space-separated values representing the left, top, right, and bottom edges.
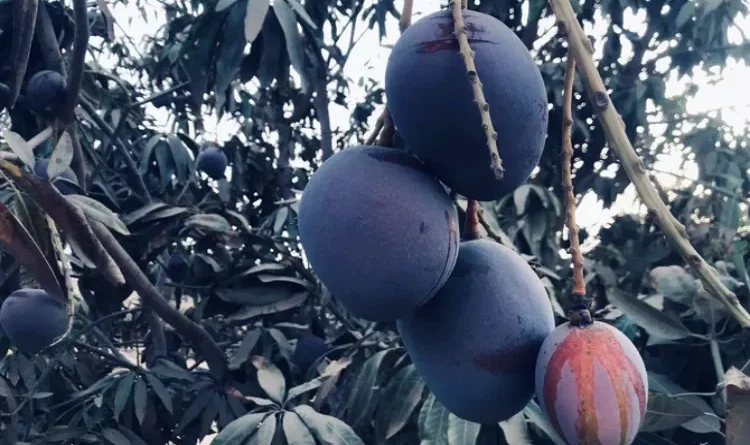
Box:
450, 0, 504, 179
90, 221, 229, 381
60, 0, 88, 123
548, 0, 750, 327
8, 0, 38, 108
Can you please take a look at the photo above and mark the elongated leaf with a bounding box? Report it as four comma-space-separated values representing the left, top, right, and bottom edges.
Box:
251, 356, 286, 403
282, 411, 315, 445
522, 400, 567, 445
418, 393, 450, 445
648, 372, 719, 433
122, 202, 169, 225
175, 389, 213, 433
346, 348, 397, 428
48, 132, 75, 180
229, 328, 262, 370
272, 0, 307, 90
294, 404, 365, 445
245, 0, 270, 42
101, 428, 132, 445
249, 413, 277, 445
641, 392, 704, 432
133, 378, 149, 425
286, 375, 330, 402
184, 213, 233, 233
215, 0, 248, 111
210, 412, 267, 445
2, 130, 35, 168
725, 367, 750, 445
215, 0, 238, 12
113, 373, 134, 420
375, 364, 425, 440
447, 414, 480, 445
217, 282, 305, 305
144, 372, 173, 414
66, 194, 130, 235
229, 292, 307, 322
283, 0, 317, 29
607, 288, 694, 341
0, 199, 64, 300
167, 135, 191, 182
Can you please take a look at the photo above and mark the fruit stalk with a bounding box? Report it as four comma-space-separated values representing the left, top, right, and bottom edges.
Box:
450, 0, 504, 180
548, 0, 750, 327
463, 199, 482, 240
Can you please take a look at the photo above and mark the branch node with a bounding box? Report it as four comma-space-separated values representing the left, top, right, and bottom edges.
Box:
594, 91, 610, 110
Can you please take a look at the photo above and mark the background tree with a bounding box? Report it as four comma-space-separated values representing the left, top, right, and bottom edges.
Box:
0, 0, 747, 444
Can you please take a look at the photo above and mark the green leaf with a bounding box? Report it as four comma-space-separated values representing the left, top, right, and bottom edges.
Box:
375, 364, 425, 441
499, 412, 531, 443
294, 404, 365, 445
113, 373, 134, 420
345, 348, 397, 428
65, 194, 130, 235
273, 206, 289, 234
725, 367, 750, 445
215, 0, 238, 12
418, 393, 450, 445
677, 1, 697, 28
522, 400, 567, 445
217, 282, 306, 305
286, 375, 330, 402
229, 328, 262, 370
215, 0, 248, 111
641, 392, 704, 432
283, 0, 317, 29
101, 428, 132, 445
48, 131, 75, 179
133, 378, 149, 425
251, 355, 286, 403
167, 135, 192, 182
447, 414, 481, 445
513, 185, 531, 215
144, 372, 173, 414
606, 288, 695, 341
272, 0, 308, 90
248, 413, 277, 445
648, 373, 720, 434
184, 213, 233, 233
245, 0, 270, 43
210, 412, 267, 445
229, 292, 307, 322
2, 130, 35, 168
175, 389, 214, 433
283, 411, 315, 445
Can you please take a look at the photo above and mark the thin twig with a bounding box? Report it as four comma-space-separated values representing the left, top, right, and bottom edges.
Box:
60, 0, 88, 123
364, 112, 385, 145
548, 0, 750, 327
450, 0, 504, 179
561, 54, 585, 296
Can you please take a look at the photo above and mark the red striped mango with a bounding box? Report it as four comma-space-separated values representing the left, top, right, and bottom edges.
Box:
534, 321, 648, 445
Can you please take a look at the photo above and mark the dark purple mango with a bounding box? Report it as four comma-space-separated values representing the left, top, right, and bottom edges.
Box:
291, 334, 329, 374
385, 9, 548, 201
0, 289, 68, 354
397, 240, 555, 423
298, 145, 460, 322
26, 70, 67, 118
196, 145, 228, 179
535, 321, 648, 445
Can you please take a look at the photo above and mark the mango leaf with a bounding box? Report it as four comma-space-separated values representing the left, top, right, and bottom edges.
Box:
229, 329, 262, 370
184, 213, 233, 233
648, 372, 720, 434
2, 130, 35, 168
215, 0, 238, 12
175, 389, 214, 434
606, 288, 694, 341
229, 292, 307, 322
245, 0, 270, 43
294, 404, 365, 445
250, 356, 286, 403
641, 393, 704, 432
133, 378, 149, 425
113, 373, 134, 420
282, 411, 315, 445
101, 428, 131, 445
724, 367, 750, 445
217, 282, 306, 305
215, 0, 248, 111
418, 393, 450, 445
121, 202, 169, 225
144, 372, 173, 414
47, 132, 75, 180
284, 0, 317, 29
447, 414, 480, 445
0, 200, 64, 300
522, 400, 566, 445
167, 135, 192, 182
374, 364, 425, 441
345, 348, 399, 428
65, 194, 130, 235
248, 413, 277, 445
272, 0, 308, 90
210, 412, 267, 445
285, 375, 331, 402
499, 412, 531, 443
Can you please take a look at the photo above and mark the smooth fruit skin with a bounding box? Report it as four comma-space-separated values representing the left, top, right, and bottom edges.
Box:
298, 145, 460, 322
397, 240, 555, 423
166, 253, 189, 282
0, 289, 68, 355
196, 145, 228, 179
33, 158, 80, 195
385, 9, 548, 201
26, 70, 67, 118
534, 321, 648, 445
291, 335, 329, 373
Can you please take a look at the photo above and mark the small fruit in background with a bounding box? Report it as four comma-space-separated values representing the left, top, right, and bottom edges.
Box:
298, 145, 460, 322
166, 253, 189, 282
385, 9, 548, 201
25, 70, 67, 118
33, 158, 81, 195
535, 320, 648, 445
291, 334, 329, 374
196, 144, 228, 179
0, 289, 68, 355
397, 239, 555, 423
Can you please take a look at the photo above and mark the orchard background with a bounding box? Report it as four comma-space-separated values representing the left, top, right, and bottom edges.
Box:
0, 0, 748, 444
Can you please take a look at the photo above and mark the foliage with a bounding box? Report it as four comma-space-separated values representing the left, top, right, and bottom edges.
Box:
0, 0, 746, 444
